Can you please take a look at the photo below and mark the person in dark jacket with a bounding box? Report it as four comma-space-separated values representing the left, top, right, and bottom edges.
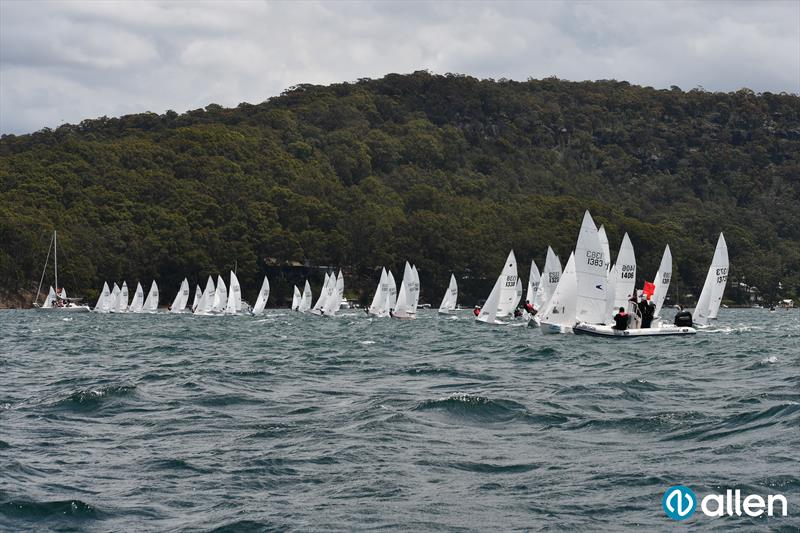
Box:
674, 305, 693, 327
641, 298, 656, 328
613, 307, 628, 330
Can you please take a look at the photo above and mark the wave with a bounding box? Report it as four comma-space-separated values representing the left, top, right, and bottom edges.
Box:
663, 403, 800, 442
0, 498, 98, 520
52, 384, 137, 412
413, 393, 566, 426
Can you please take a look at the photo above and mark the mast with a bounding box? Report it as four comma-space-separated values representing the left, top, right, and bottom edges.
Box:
35, 232, 54, 306
54, 230, 58, 296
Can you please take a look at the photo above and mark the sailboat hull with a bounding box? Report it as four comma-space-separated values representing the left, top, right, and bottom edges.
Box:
573, 323, 696, 337
540, 322, 573, 334
35, 305, 91, 313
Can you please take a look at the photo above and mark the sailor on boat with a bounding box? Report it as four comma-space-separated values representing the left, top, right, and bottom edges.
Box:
524, 300, 537, 316
473, 306, 481, 317
673, 305, 693, 327
613, 307, 628, 331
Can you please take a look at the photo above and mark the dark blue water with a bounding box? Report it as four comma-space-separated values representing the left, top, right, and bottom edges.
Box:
1, 309, 798, 531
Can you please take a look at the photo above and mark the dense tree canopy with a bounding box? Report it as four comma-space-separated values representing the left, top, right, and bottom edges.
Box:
1, 71, 798, 307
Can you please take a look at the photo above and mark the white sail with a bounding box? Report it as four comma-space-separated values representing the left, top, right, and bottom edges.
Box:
142, 281, 158, 312
393, 262, 416, 318
410, 264, 421, 314
312, 273, 331, 312
225, 271, 241, 315
612, 233, 636, 312
94, 282, 111, 313
368, 268, 389, 316
496, 250, 520, 317
251, 275, 270, 315
384, 271, 397, 315
109, 283, 120, 313
438, 274, 458, 312
190, 284, 202, 312
476, 277, 503, 324
291, 285, 301, 311
526, 260, 540, 306
323, 271, 344, 316
574, 211, 607, 324
299, 280, 312, 312
170, 278, 189, 313
541, 252, 578, 327
59, 288, 67, 300
652, 245, 673, 319
195, 276, 215, 315
115, 282, 129, 313
129, 282, 145, 313
534, 246, 562, 311
598, 225, 611, 273
695, 234, 729, 325
42, 286, 56, 308
212, 275, 227, 313
707, 234, 728, 319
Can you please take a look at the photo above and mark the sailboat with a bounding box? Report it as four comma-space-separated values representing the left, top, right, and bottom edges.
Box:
534, 247, 562, 311
251, 275, 270, 315
194, 276, 216, 315
190, 284, 202, 313
113, 282, 130, 313
693, 233, 729, 327
604, 233, 636, 323
475, 277, 505, 325
368, 268, 390, 317
320, 271, 344, 317
224, 271, 242, 315
384, 271, 397, 316
311, 273, 331, 315
211, 275, 228, 314
143, 281, 159, 313
298, 280, 312, 313
540, 253, 578, 334
392, 262, 417, 319
169, 279, 190, 313
129, 282, 145, 313
291, 285, 301, 311
493, 250, 521, 318
651, 245, 673, 325
525, 260, 540, 308
94, 282, 112, 313
33, 230, 90, 312
438, 274, 458, 314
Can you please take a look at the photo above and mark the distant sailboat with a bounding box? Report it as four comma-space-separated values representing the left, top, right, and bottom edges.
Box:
605, 233, 636, 322
322, 271, 344, 316
311, 273, 331, 315
33, 230, 90, 312
384, 271, 397, 316
190, 284, 202, 313
94, 282, 112, 313
298, 280, 312, 313
392, 262, 417, 319
369, 268, 390, 317
194, 276, 215, 315
494, 250, 521, 318
651, 245, 673, 322
113, 282, 130, 313
694, 234, 729, 326
143, 281, 159, 313
438, 274, 458, 314
129, 282, 145, 313
211, 275, 228, 314
526, 260, 540, 307
534, 247, 562, 311
291, 285, 301, 311
224, 271, 242, 315
574, 211, 607, 325
251, 275, 270, 315
540, 253, 578, 334
169, 278, 189, 313
476, 277, 505, 325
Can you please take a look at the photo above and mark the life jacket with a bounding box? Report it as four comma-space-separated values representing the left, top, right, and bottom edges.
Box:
613, 312, 629, 330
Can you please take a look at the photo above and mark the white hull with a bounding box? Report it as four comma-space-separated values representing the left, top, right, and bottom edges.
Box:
475, 317, 507, 326
573, 323, 696, 337
540, 322, 573, 334
35, 305, 91, 313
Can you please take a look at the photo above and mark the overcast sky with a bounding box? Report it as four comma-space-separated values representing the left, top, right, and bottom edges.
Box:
1, 0, 798, 134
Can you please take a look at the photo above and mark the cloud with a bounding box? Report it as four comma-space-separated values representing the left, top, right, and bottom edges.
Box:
1, 0, 798, 134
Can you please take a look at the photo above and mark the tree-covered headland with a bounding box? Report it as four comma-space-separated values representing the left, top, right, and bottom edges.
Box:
1, 71, 798, 307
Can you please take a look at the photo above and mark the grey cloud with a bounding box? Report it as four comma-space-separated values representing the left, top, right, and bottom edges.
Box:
1, 0, 798, 134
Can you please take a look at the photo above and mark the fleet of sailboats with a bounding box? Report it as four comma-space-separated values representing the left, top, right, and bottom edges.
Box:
33, 219, 731, 336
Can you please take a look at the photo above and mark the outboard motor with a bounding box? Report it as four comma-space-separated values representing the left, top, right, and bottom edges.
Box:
674, 310, 693, 327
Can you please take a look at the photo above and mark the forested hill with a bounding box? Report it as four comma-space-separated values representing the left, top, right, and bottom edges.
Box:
1, 71, 799, 307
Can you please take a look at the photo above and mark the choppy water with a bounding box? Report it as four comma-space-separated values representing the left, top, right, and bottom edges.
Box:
1, 308, 799, 531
